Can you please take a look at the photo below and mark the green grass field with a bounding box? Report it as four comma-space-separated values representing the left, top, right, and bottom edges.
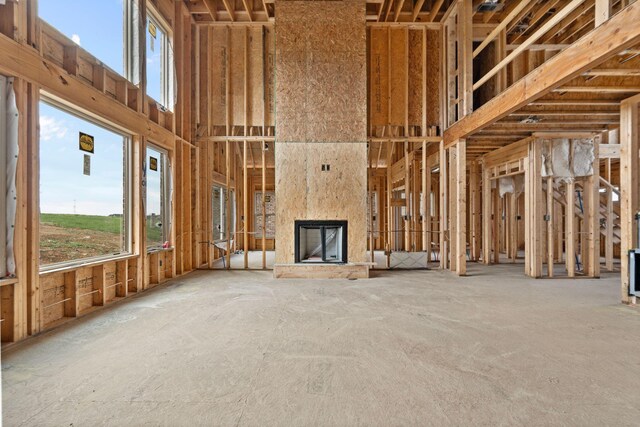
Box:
40, 213, 123, 234
40, 213, 163, 243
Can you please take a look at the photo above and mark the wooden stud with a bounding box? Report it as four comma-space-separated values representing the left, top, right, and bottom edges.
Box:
455, 139, 466, 275
620, 98, 639, 303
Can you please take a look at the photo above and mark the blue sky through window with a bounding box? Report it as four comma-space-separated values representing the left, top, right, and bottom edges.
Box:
39, 102, 125, 216
39, 0, 124, 76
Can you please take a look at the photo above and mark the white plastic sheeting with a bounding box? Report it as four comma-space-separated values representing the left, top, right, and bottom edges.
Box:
573, 139, 595, 177
498, 174, 524, 198
541, 138, 595, 182
498, 177, 514, 197
5, 78, 18, 277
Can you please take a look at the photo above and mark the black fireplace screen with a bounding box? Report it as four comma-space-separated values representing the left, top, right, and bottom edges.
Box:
295, 220, 348, 264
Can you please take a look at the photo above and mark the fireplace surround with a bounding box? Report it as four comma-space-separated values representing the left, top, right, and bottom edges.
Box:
295, 220, 348, 264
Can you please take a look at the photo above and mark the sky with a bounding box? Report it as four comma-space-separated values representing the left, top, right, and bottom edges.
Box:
38, 1, 164, 216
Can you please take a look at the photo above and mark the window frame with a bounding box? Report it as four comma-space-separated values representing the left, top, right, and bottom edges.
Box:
38, 93, 133, 271
145, 3, 174, 111
145, 143, 171, 251
212, 185, 236, 244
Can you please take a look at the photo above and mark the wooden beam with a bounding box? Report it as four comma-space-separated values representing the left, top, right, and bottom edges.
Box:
0, 34, 175, 147
444, 2, 640, 147
220, 0, 235, 21
201, 0, 218, 21
411, 0, 427, 22
427, 0, 445, 22
474, 0, 585, 91
472, 0, 535, 58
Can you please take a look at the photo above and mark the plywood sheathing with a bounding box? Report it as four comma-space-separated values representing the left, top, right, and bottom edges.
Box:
275, 0, 368, 265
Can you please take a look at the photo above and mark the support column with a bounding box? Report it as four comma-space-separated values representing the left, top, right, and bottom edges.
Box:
525, 140, 544, 278
482, 163, 491, 264
620, 98, 639, 303
455, 139, 467, 275
566, 181, 576, 278
547, 177, 554, 277
439, 140, 447, 269
470, 161, 481, 261
585, 141, 600, 278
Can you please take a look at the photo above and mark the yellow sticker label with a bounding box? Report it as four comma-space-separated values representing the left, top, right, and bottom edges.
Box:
79, 132, 94, 153
149, 21, 157, 38
150, 156, 158, 171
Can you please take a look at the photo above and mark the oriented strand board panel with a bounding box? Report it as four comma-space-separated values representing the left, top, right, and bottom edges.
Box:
408, 29, 424, 127
264, 26, 276, 127
389, 27, 407, 127
275, 0, 368, 264
276, 0, 367, 143
230, 27, 246, 127
369, 27, 389, 127
248, 27, 265, 127
426, 29, 440, 128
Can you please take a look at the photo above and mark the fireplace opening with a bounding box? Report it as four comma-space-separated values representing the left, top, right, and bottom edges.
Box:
295, 220, 348, 264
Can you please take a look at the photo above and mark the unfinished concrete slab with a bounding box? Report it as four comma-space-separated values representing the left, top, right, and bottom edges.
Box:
3, 264, 640, 426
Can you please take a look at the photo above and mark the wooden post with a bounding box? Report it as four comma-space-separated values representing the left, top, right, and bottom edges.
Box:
620, 98, 639, 303
482, 163, 491, 264
225, 140, 231, 269
525, 140, 544, 278
468, 162, 479, 261
262, 140, 266, 269
422, 141, 428, 261
586, 140, 600, 278
449, 146, 457, 272
404, 140, 411, 251
243, 140, 248, 269
386, 141, 394, 267
595, 0, 612, 26
455, 139, 467, 275
605, 158, 614, 271
492, 182, 500, 264
369, 145, 375, 263
566, 181, 576, 277
509, 192, 517, 262
439, 140, 447, 269
547, 177, 554, 277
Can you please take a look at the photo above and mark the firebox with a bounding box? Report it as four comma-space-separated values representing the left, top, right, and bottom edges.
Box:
295, 220, 348, 264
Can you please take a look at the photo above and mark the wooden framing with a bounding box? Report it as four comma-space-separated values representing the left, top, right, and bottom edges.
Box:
3, 0, 640, 345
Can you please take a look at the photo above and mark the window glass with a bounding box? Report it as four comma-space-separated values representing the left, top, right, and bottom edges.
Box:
146, 7, 173, 108
146, 146, 170, 249
255, 191, 275, 239
39, 0, 125, 77
39, 100, 130, 267
212, 186, 235, 242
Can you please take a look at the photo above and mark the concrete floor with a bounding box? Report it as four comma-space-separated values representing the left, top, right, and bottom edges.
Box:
3, 264, 640, 426
211, 250, 276, 269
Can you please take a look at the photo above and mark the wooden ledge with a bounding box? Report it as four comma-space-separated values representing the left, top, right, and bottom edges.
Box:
273, 263, 369, 279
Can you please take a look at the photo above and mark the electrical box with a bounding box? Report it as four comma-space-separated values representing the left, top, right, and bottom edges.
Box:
628, 250, 640, 296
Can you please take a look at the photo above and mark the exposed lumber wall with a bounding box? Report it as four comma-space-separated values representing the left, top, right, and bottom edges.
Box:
275, 0, 368, 264
367, 27, 441, 132
0, 0, 196, 344
197, 24, 275, 134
